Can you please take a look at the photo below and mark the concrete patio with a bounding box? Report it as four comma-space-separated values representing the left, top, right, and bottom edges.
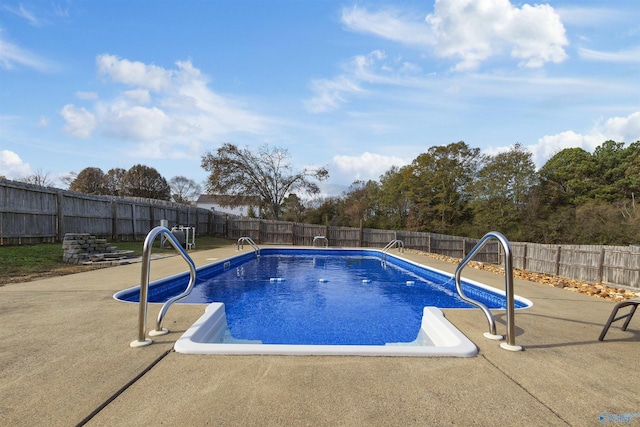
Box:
1, 244, 638, 426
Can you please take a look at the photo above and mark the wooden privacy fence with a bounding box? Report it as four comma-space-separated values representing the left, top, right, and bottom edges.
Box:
0, 180, 223, 243
510, 243, 639, 290
227, 219, 498, 262
1, 179, 638, 289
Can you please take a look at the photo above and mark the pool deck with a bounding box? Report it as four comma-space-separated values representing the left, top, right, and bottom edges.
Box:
1, 244, 638, 426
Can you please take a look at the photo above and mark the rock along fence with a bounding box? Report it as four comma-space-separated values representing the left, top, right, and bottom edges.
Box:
62, 233, 134, 265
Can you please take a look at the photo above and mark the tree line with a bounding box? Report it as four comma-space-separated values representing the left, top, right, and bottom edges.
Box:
13, 139, 636, 246
62, 165, 201, 204
280, 140, 639, 245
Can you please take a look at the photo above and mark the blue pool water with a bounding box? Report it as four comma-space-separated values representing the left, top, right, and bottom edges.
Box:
116, 249, 528, 346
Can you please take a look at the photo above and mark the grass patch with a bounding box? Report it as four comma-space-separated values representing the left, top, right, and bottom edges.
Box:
0, 235, 234, 285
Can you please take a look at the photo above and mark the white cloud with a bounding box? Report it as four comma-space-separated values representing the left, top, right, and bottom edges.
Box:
96, 54, 173, 92
341, 6, 433, 46
331, 152, 408, 183
578, 47, 640, 63
3, 4, 41, 26
554, 6, 625, 27
0, 33, 56, 72
36, 116, 49, 128
305, 76, 363, 113
426, 0, 568, 70
0, 150, 31, 179
527, 111, 640, 167
60, 104, 96, 138
60, 55, 271, 159
341, 0, 569, 71
602, 112, 640, 141
122, 89, 151, 104
305, 50, 429, 113
101, 105, 170, 141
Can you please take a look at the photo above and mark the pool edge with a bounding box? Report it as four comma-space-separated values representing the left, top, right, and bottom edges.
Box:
174, 303, 478, 357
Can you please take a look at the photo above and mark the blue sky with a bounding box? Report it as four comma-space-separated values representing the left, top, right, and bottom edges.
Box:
1, 0, 639, 196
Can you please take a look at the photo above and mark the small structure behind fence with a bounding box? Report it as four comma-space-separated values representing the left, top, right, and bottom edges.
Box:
1, 179, 638, 289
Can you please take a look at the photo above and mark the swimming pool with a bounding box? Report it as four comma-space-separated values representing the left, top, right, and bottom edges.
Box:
115, 248, 531, 356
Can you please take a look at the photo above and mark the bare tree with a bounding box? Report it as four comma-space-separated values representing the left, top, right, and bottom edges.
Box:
59, 172, 77, 189
170, 176, 202, 204
201, 143, 328, 220
19, 168, 54, 187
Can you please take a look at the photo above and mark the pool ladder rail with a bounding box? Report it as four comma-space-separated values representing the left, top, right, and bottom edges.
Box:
237, 236, 260, 257
381, 239, 404, 263
131, 226, 197, 348
455, 231, 523, 352
313, 235, 329, 247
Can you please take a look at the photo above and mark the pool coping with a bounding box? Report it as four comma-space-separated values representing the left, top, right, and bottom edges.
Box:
117, 247, 532, 357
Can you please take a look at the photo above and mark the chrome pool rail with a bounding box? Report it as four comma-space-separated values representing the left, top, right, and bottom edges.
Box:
381, 239, 404, 263
454, 231, 522, 352
130, 226, 197, 348
313, 235, 329, 247
237, 236, 260, 257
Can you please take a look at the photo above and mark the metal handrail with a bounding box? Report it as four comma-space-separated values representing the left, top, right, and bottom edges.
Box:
237, 236, 260, 257
313, 235, 329, 247
454, 231, 522, 351
130, 226, 197, 348
381, 239, 404, 262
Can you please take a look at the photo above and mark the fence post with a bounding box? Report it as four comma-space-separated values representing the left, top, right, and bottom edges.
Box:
131, 203, 137, 241
111, 201, 118, 241
150, 202, 155, 230
522, 244, 528, 272
555, 246, 562, 276
56, 190, 65, 242
597, 247, 606, 284
291, 223, 295, 245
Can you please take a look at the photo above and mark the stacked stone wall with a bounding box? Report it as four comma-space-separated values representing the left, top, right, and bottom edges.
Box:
62, 233, 133, 264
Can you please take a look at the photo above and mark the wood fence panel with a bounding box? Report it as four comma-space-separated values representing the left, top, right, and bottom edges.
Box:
261, 220, 294, 244
61, 194, 112, 236
114, 201, 135, 240
292, 223, 327, 245
209, 213, 227, 236
135, 204, 152, 240
430, 234, 465, 259
153, 205, 180, 228
523, 243, 559, 276
397, 231, 431, 252
328, 226, 360, 247
362, 229, 396, 248
194, 211, 206, 234
227, 218, 260, 241
558, 247, 600, 283
603, 250, 639, 289
0, 181, 57, 242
